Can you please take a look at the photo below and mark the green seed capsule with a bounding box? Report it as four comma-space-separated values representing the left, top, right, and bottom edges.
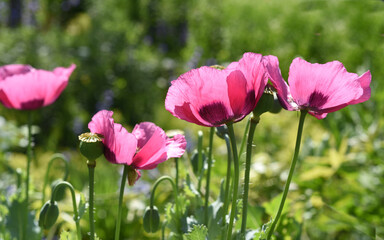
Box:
78, 132, 104, 161
39, 201, 59, 229
143, 206, 160, 233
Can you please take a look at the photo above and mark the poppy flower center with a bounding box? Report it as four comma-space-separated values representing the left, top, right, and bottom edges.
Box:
198, 101, 230, 126
307, 91, 329, 110
20, 99, 45, 110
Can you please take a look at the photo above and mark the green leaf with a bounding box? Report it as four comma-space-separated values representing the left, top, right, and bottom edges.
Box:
78, 193, 88, 219
5, 198, 39, 240
184, 225, 208, 240
254, 219, 273, 240
263, 193, 291, 217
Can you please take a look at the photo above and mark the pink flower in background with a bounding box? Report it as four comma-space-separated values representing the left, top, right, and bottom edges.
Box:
88, 110, 187, 185
0, 64, 76, 110
165, 52, 269, 127
264, 56, 371, 119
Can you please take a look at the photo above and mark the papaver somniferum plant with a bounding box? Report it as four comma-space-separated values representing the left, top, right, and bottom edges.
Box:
165, 52, 277, 239
157, 52, 373, 240
262, 56, 371, 239
0, 64, 76, 110
84, 109, 186, 240
0, 63, 76, 240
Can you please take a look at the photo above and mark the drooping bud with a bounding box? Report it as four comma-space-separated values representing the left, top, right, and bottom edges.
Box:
51, 179, 66, 201
78, 132, 104, 161
143, 206, 160, 233
215, 125, 229, 139
253, 85, 282, 117
38, 201, 59, 229
190, 150, 206, 176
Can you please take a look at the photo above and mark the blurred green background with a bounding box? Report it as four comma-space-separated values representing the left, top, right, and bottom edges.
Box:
0, 0, 383, 239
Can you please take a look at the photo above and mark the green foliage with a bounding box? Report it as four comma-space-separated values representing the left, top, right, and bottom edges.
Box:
0, 0, 383, 239
184, 225, 208, 240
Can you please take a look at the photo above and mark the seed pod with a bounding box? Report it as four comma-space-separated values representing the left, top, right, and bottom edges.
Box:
78, 132, 104, 161
143, 206, 160, 233
39, 201, 59, 229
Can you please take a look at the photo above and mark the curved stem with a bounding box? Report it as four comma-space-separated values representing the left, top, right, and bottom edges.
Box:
23, 111, 32, 240
204, 127, 215, 226
51, 181, 81, 240
221, 133, 232, 239
267, 111, 307, 240
115, 165, 129, 240
87, 160, 96, 240
42, 154, 69, 205
150, 176, 180, 233
226, 123, 240, 240
241, 116, 259, 237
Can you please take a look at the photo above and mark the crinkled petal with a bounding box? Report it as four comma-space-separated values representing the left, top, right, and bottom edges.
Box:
234, 52, 268, 102
288, 58, 366, 112
166, 134, 187, 159
0, 64, 33, 81
112, 123, 137, 165
263, 55, 296, 110
132, 122, 166, 149
88, 110, 137, 165
133, 127, 168, 169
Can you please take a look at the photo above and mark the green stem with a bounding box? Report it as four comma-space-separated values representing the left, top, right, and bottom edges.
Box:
150, 176, 180, 233
241, 116, 259, 237
87, 160, 96, 240
51, 181, 81, 240
204, 127, 215, 227
221, 134, 232, 239
23, 111, 32, 240
239, 116, 251, 159
267, 110, 307, 240
115, 165, 129, 240
175, 158, 179, 193
226, 123, 240, 240
42, 154, 69, 205
197, 130, 203, 193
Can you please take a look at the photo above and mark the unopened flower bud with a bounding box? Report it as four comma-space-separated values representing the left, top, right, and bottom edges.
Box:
190, 150, 206, 176
253, 86, 282, 116
143, 206, 160, 233
51, 179, 66, 201
215, 125, 228, 139
78, 132, 104, 161
39, 201, 59, 229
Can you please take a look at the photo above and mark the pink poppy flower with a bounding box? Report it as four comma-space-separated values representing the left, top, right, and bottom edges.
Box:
88, 110, 187, 184
0, 64, 76, 110
264, 56, 371, 119
165, 52, 269, 127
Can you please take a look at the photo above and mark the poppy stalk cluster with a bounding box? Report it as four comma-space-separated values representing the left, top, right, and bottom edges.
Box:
0, 63, 76, 240
86, 109, 186, 239
165, 52, 371, 239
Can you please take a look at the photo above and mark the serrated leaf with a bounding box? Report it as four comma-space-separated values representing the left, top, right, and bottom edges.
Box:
254, 219, 273, 240
184, 224, 208, 240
